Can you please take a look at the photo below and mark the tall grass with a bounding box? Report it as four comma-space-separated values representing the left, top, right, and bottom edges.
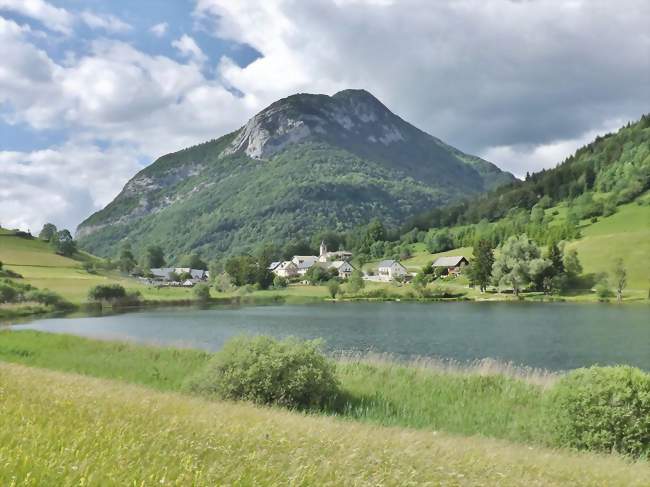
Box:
2, 362, 649, 486
1, 330, 554, 445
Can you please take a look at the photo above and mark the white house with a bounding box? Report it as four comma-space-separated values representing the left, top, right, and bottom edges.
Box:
377, 260, 408, 281
291, 255, 319, 276
273, 260, 298, 278
327, 260, 355, 279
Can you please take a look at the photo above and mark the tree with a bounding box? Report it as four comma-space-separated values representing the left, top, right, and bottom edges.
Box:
146, 245, 166, 268
613, 258, 627, 303
213, 272, 234, 293
360, 219, 386, 253
347, 270, 365, 293
530, 206, 545, 226
304, 265, 337, 285
88, 284, 126, 303
193, 283, 211, 302
38, 223, 57, 241
469, 239, 494, 292
50, 229, 76, 257
563, 248, 583, 285
327, 279, 340, 299
491, 234, 543, 296
181, 253, 208, 270
547, 242, 564, 276
118, 242, 137, 274
224, 255, 273, 289
273, 275, 288, 288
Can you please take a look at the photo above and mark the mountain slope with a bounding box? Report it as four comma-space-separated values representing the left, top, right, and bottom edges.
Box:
77, 89, 514, 260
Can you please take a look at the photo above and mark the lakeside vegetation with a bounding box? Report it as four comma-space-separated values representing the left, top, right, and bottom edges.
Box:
1, 331, 648, 459
3, 361, 648, 486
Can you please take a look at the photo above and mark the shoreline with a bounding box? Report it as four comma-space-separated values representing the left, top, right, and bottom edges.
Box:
3, 288, 648, 323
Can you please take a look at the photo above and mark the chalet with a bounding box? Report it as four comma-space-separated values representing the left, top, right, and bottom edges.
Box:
432, 256, 469, 276
268, 261, 282, 272
149, 267, 209, 284
273, 261, 299, 278
291, 255, 319, 276
326, 260, 355, 279
377, 260, 408, 281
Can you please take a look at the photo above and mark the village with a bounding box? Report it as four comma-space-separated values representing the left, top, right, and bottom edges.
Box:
141, 241, 469, 288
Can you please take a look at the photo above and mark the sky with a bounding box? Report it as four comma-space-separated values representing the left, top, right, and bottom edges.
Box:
1, 0, 648, 233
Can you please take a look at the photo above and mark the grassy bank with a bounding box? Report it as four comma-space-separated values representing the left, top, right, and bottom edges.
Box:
1, 361, 648, 485
0, 330, 560, 446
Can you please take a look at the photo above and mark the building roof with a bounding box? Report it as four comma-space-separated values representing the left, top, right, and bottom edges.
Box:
278, 261, 297, 270
268, 261, 281, 270
292, 255, 318, 269
328, 260, 354, 270
150, 267, 175, 278
432, 256, 468, 267
377, 260, 406, 269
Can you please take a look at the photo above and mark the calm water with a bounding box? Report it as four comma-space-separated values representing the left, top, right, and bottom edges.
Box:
15, 302, 650, 371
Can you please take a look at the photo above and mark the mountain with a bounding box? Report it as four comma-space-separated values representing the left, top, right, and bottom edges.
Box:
77, 89, 515, 260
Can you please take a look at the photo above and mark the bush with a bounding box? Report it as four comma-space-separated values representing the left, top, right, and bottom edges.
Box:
547, 366, 650, 457
25, 289, 71, 309
186, 336, 340, 409
193, 283, 211, 302
87, 284, 127, 303
0, 284, 18, 303
273, 275, 288, 288
327, 279, 340, 299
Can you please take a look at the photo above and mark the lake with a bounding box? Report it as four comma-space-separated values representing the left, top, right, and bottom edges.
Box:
14, 302, 650, 371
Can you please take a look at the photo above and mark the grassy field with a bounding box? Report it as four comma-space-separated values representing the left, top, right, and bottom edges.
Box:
0, 232, 196, 304
567, 201, 650, 293
0, 330, 553, 444
1, 360, 648, 485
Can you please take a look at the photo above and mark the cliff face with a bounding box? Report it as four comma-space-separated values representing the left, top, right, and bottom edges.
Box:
77, 89, 514, 259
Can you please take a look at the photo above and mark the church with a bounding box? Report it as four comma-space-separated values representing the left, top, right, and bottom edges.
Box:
318, 241, 353, 263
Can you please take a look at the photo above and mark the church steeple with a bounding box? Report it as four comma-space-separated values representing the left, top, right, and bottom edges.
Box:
319, 240, 327, 261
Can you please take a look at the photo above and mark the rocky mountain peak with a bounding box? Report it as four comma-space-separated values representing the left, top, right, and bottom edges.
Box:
221, 89, 405, 160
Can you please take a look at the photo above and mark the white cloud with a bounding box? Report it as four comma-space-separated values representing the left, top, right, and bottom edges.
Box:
149, 21, 168, 37
0, 0, 73, 34
172, 34, 207, 65
480, 119, 627, 178
197, 0, 649, 152
0, 143, 142, 232
80, 11, 131, 33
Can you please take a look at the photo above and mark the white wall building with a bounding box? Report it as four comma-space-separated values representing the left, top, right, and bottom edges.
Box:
376, 260, 408, 281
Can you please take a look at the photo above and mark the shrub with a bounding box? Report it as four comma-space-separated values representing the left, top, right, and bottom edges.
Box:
87, 284, 127, 303
186, 336, 340, 409
273, 275, 288, 288
25, 289, 71, 309
0, 284, 18, 303
193, 283, 211, 302
547, 366, 650, 457
327, 279, 340, 299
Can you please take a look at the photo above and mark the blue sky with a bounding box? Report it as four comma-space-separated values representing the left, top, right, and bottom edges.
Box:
1, 0, 648, 232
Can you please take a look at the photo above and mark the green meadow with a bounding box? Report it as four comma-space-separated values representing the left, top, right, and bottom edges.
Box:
0, 331, 648, 485
4, 363, 648, 486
